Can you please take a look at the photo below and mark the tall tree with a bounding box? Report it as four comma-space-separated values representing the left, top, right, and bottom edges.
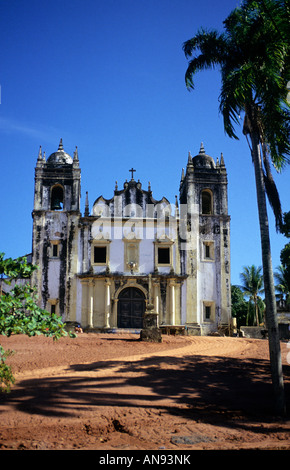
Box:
274, 264, 290, 304
240, 265, 265, 326
231, 285, 249, 328
278, 210, 290, 302
183, 0, 290, 415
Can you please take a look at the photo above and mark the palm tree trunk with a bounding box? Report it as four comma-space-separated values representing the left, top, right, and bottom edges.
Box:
251, 131, 285, 415
254, 295, 259, 326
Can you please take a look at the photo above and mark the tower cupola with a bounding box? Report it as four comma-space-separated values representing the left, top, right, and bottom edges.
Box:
47, 139, 73, 166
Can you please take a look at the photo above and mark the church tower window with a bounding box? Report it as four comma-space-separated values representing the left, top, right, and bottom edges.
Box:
205, 306, 211, 319
51, 185, 64, 211
49, 240, 60, 258
203, 301, 215, 322
203, 241, 214, 261
201, 190, 213, 215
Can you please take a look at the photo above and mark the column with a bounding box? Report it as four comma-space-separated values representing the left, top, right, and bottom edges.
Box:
169, 280, 176, 325
153, 280, 159, 314
104, 278, 111, 328
88, 279, 94, 328
112, 298, 119, 328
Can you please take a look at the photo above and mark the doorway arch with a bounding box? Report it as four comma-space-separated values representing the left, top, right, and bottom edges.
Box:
117, 287, 145, 329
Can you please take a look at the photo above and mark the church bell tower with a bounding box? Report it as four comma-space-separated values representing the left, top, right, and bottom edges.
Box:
179, 144, 231, 334
31, 139, 81, 319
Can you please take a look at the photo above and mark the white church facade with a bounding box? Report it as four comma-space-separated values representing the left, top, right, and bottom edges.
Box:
31, 140, 231, 335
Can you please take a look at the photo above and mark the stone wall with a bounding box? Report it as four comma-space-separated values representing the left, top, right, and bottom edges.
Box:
240, 325, 290, 340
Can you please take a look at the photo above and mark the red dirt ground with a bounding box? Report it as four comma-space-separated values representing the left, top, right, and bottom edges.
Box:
0, 332, 289, 451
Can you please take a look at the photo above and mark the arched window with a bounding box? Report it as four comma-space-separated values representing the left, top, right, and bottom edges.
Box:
51, 185, 64, 210
201, 190, 213, 215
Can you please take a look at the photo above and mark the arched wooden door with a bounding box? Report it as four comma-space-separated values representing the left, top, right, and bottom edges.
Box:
117, 287, 145, 329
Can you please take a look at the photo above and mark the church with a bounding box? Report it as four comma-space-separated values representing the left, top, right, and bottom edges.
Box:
31, 139, 231, 335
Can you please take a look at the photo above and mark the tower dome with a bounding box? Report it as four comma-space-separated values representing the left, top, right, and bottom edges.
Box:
47, 139, 73, 165
192, 143, 215, 169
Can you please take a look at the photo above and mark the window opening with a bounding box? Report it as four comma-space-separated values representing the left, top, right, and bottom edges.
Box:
205, 244, 210, 258
52, 244, 58, 257
94, 246, 107, 264
203, 242, 214, 261
205, 305, 211, 320
158, 247, 170, 264
51, 185, 64, 210
202, 191, 212, 215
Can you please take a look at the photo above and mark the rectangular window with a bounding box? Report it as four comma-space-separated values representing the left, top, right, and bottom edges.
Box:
205, 244, 210, 259
52, 244, 58, 257
205, 305, 211, 320
203, 301, 215, 322
203, 241, 214, 261
158, 247, 170, 265
94, 246, 107, 264
50, 242, 60, 258
51, 304, 56, 315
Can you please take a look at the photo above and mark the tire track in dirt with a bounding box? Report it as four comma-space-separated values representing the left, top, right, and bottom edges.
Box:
12, 336, 255, 381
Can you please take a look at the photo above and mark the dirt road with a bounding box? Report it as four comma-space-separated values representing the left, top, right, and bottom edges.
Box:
0, 333, 289, 450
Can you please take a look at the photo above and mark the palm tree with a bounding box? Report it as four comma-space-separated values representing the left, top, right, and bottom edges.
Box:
274, 265, 290, 304
183, 0, 290, 415
240, 265, 265, 326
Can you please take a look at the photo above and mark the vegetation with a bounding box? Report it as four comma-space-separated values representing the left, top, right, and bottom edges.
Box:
277, 211, 290, 303
232, 265, 265, 328
231, 285, 248, 328
274, 264, 290, 304
0, 252, 74, 393
240, 265, 265, 326
183, 0, 290, 415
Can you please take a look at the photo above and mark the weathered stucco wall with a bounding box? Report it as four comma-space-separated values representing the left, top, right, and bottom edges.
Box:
31, 142, 231, 334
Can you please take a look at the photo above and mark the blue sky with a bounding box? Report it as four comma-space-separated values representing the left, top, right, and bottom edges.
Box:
0, 0, 289, 286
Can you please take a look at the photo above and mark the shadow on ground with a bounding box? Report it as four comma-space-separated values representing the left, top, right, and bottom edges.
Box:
1, 353, 289, 427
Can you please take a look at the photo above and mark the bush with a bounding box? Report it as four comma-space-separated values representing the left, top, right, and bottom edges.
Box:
0, 253, 75, 392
